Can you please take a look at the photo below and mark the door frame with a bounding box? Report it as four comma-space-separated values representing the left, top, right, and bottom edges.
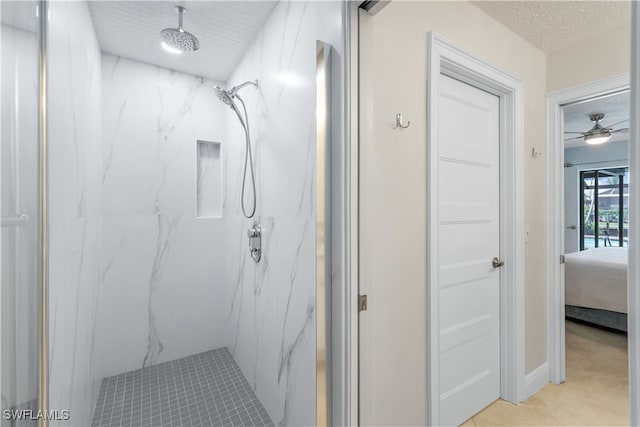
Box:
545, 73, 630, 385
426, 32, 526, 425
631, 5, 640, 423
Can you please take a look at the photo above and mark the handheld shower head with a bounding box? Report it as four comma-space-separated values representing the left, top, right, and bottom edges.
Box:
213, 80, 259, 219
213, 80, 259, 107
213, 86, 233, 106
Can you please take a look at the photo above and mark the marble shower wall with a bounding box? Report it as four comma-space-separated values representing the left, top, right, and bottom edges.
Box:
95, 54, 228, 380
223, 2, 344, 425
46, 1, 103, 426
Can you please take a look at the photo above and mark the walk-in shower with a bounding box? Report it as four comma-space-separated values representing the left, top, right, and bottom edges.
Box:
1, 1, 343, 426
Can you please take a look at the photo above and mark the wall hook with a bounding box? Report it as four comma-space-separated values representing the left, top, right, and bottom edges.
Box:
531, 147, 542, 159
394, 113, 411, 130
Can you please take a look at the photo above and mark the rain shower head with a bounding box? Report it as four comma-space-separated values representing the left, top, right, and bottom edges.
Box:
160, 6, 200, 54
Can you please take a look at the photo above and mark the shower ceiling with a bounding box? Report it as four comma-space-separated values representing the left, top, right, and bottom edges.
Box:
88, 1, 277, 82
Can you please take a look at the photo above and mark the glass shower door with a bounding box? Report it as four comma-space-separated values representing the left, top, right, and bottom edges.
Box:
1, 1, 41, 424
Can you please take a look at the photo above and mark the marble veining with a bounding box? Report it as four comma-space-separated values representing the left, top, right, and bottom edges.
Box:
143, 216, 180, 368
101, 54, 226, 217
42, 2, 344, 426
223, 2, 344, 425
95, 54, 228, 384
47, 1, 104, 426
229, 223, 248, 355
102, 100, 126, 185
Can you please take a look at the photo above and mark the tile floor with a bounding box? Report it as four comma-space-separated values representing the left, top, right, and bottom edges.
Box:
91, 348, 273, 427
462, 319, 629, 426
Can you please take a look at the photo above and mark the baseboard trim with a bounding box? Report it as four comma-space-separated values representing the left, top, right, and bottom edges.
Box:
525, 362, 549, 400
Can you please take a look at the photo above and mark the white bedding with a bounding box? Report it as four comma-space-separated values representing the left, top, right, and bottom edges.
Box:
565, 247, 628, 314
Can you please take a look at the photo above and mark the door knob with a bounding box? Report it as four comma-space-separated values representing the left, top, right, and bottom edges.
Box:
566, 225, 577, 230
492, 257, 505, 268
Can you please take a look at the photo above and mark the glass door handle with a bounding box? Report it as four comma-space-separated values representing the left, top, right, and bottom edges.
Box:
1, 213, 28, 227
566, 225, 577, 230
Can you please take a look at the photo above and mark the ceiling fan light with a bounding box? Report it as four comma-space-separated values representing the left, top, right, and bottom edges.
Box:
584, 133, 611, 145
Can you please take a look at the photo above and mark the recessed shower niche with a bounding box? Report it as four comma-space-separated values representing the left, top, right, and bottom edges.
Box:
196, 140, 223, 218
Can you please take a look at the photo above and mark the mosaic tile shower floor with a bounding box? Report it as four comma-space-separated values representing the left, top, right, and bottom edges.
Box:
91, 348, 273, 427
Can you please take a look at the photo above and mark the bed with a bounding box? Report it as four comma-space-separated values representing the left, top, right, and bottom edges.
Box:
564, 246, 628, 332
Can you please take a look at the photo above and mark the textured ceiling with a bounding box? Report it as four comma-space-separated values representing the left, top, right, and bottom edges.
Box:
472, 1, 631, 53
88, 1, 277, 82
563, 91, 630, 148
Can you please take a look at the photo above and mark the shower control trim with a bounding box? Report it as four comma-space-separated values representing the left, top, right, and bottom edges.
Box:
248, 221, 262, 263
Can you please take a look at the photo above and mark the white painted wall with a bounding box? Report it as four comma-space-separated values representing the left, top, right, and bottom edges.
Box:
547, 24, 631, 93
565, 141, 629, 167
359, 2, 547, 424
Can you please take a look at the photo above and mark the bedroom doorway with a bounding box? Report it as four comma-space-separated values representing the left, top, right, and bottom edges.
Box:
546, 76, 631, 424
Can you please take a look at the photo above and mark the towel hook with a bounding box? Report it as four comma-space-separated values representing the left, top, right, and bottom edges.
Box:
531, 147, 542, 159
394, 113, 410, 130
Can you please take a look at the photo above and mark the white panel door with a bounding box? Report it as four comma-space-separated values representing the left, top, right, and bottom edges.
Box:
564, 165, 580, 253
437, 74, 501, 426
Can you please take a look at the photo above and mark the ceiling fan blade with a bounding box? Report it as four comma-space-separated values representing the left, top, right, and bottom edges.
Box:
564, 135, 584, 142
605, 118, 630, 128
611, 128, 629, 134
564, 131, 584, 134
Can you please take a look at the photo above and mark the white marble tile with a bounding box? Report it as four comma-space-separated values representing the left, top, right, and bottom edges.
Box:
96, 53, 230, 381
223, 2, 344, 424
150, 216, 227, 363
95, 215, 227, 378
48, 0, 102, 222
101, 54, 227, 217
48, 217, 102, 427
226, 216, 280, 416
46, 2, 103, 426
274, 218, 317, 426
44, 3, 345, 427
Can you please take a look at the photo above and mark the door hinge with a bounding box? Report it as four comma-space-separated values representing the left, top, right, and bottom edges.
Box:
358, 294, 368, 312
560, 255, 565, 264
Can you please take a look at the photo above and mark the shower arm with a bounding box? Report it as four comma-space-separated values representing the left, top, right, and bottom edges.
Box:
229, 80, 258, 97
176, 6, 185, 31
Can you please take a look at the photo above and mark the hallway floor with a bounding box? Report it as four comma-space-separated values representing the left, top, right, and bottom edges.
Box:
462, 319, 628, 426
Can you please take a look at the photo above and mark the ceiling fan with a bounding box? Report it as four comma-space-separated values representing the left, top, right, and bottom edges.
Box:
565, 113, 629, 145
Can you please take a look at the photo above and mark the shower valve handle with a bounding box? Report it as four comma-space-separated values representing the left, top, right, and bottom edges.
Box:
247, 222, 262, 263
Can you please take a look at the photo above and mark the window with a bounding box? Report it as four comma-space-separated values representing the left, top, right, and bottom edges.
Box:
580, 167, 629, 250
